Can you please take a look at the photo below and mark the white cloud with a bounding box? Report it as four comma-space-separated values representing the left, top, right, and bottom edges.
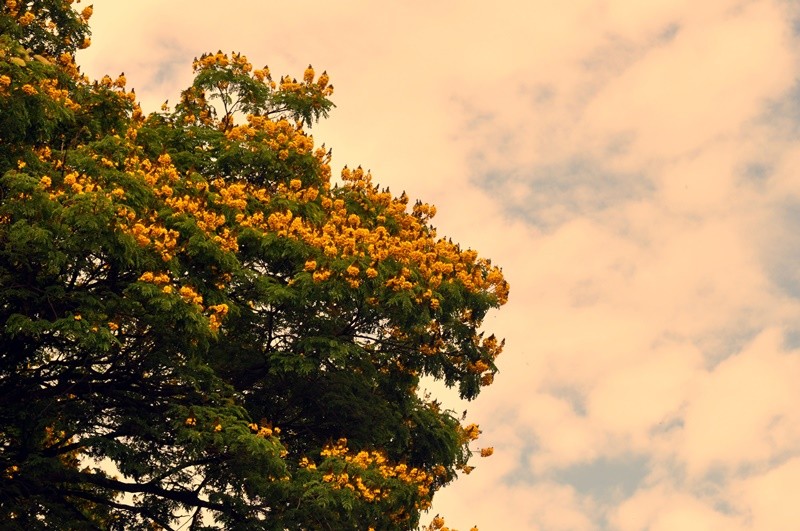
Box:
611, 485, 743, 531
730, 457, 800, 530
586, 341, 701, 446
680, 328, 800, 477
583, 0, 794, 162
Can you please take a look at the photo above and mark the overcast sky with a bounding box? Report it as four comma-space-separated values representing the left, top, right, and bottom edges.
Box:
79, 1, 800, 529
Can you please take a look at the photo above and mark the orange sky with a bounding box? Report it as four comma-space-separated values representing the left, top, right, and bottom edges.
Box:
79, 1, 800, 529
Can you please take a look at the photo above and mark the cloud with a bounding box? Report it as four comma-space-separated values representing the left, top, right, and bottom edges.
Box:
730, 456, 800, 529
479, 157, 654, 230
610, 484, 743, 531
586, 341, 701, 446
582, 0, 795, 162
680, 328, 800, 477
552, 455, 650, 505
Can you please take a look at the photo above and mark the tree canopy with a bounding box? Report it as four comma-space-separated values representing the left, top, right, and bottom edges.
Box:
0, 2, 509, 529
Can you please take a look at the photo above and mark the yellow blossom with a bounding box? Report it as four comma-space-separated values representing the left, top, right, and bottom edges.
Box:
462, 423, 481, 441
179, 286, 203, 305
18, 11, 34, 25
312, 269, 331, 282
303, 64, 314, 83
3, 465, 20, 479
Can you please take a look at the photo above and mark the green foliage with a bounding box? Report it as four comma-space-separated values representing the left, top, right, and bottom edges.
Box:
0, 3, 508, 530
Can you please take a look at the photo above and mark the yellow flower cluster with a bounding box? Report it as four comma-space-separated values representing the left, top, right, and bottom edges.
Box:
138, 271, 171, 284
98, 73, 127, 90
312, 269, 332, 282
318, 438, 350, 458
3, 464, 20, 480
39, 75, 82, 109
460, 423, 481, 442
122, 218, 179, 262
303, 65, 315, 84
56, 52, 81, 81
467, 360, 490, 374
253, 66, 271, 83
5, 0, 19, 17
298, 456, 316, 469
178, 285, 203, 306
217, 181, 248, 210
0, 74, 10, 95
248, 422, 279, 438
279, 67, 334, 98
307, 438, 435, 508
17, 10, 33, 26
207, 303, 229, 332
192, 51, 251, 72
212, 227, 236, 252
481, 334, 504, 360
80, 5, 93, 22
225, 116, 315, 161
47, 170, 103, 198
427, 516, 479, 531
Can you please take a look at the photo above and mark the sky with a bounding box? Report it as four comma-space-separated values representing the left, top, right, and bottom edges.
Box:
78, 1, 800, 529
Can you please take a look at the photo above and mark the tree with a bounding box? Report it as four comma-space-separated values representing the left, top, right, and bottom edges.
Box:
0, 2, 509, 529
